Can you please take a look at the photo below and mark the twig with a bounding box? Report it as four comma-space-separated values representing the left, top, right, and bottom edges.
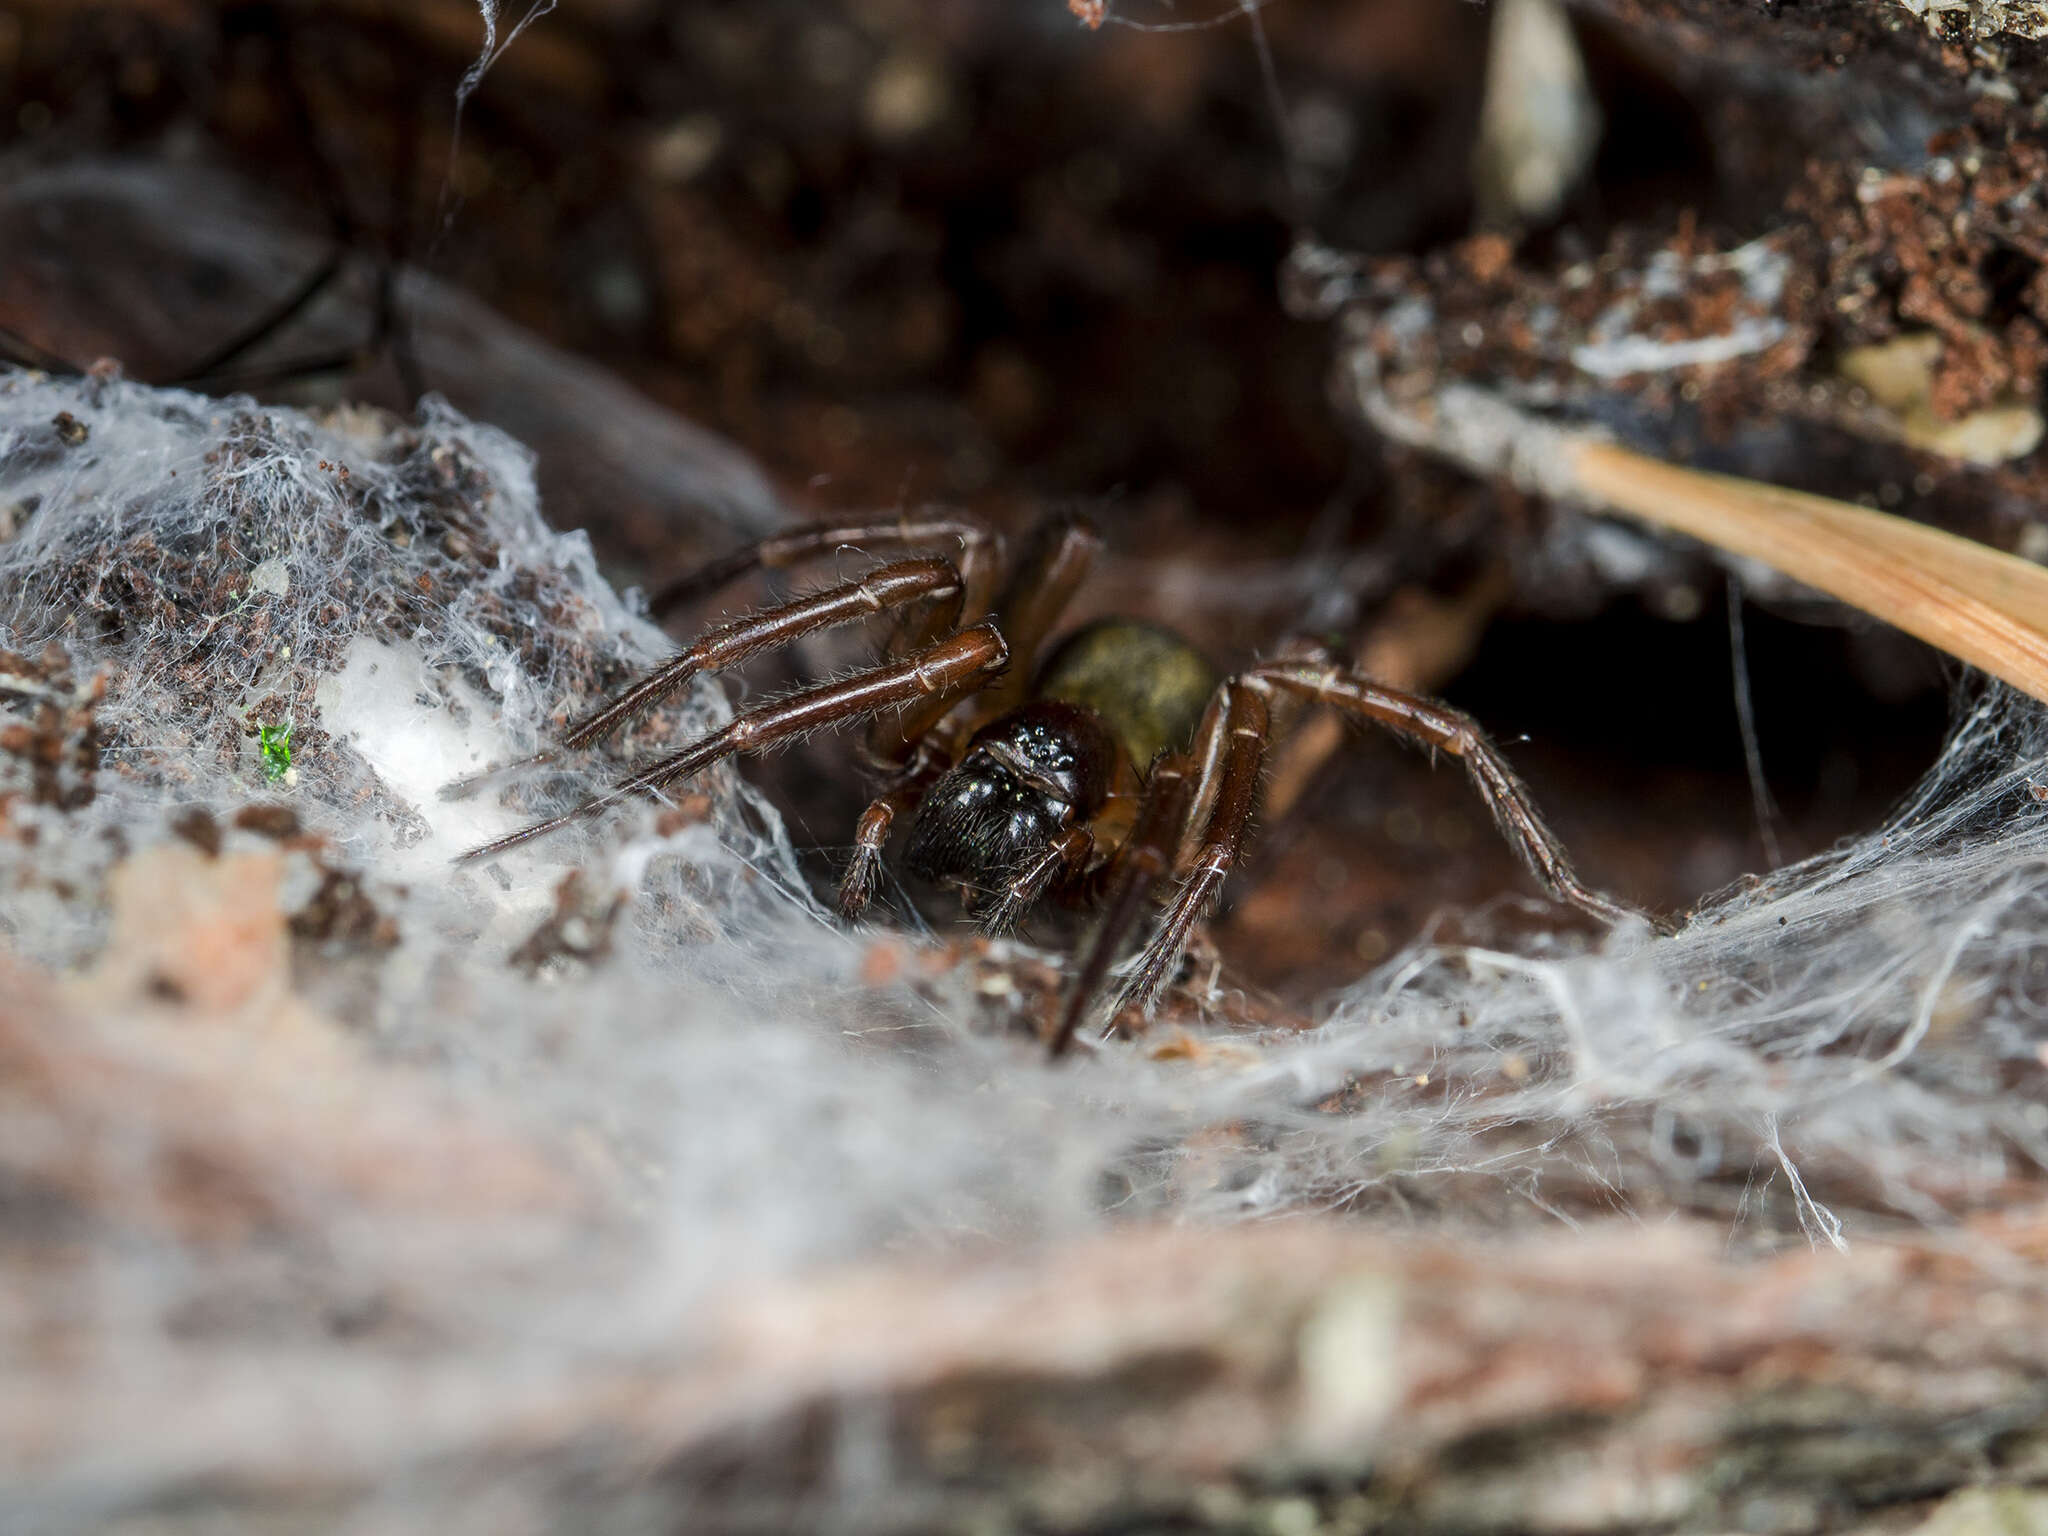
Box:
1346, 360, 2048, 705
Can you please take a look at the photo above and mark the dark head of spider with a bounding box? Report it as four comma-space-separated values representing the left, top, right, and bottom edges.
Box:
903, 700, 1116, 906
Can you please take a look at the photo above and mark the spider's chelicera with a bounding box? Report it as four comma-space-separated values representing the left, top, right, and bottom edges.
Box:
451, 513, 1642, 1054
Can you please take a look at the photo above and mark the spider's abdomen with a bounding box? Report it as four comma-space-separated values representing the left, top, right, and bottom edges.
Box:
1034, 619, 1217, 769
905, 701, 1114, 893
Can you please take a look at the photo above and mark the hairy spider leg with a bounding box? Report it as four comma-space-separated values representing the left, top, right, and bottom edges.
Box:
869, 511, 1104, 771
1081, 662, 1650, 1038
174, 6, 426, 397
567, 557, 966, 751
1116, 681, 1273, 1016
0, 324, 83, 374
643, 513, 1010, 772
441, 556, 970, 802
1045, 707, 1217, 1057
648, 514, 1003, 626
862, 538, 1021, 766
456, 624, 1009, 863
1252, 663, 1649, 930
977, 514, 1104, 717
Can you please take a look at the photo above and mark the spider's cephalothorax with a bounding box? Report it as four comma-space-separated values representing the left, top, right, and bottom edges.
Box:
454, 512, 1647, 1056
903, 621, 1216, 917
904, 701, 1116, 900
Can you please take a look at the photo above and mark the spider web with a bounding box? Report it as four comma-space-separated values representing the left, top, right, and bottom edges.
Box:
4, 0, 2048, 1524
4, 349, 2045, 1520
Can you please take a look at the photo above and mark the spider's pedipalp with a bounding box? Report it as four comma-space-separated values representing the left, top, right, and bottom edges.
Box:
983, 826, 1095, 938
841, 779, 931, 920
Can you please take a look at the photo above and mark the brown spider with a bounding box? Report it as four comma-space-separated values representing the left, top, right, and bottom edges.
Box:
454, 513, 1642, 1054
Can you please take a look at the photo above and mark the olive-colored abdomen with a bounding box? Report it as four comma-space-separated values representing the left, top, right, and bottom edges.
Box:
1033, 618, 1218, 770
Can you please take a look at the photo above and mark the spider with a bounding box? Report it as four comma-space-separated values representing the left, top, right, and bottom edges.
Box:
454, 512, 1643, 1054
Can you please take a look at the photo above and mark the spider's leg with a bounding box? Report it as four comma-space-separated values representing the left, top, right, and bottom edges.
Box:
374, 32, 429, 409
979, 512, 1102, 717
1115, 681, 1274, 1020
982, 826, 1095, 939
867, 511, 1099, 766
839, 728, 966, 919
862, 530, 1017, 764
456, 623, 1008, 863
1046, 692, 1222, 1056
649, 514, 1002, 623
570, 557, 968, 751
1258, 571, 1515, 823
173, 7, 424, 396
171, 249, 349, 387
1251, 664, 1650, 929
442, 556, 969, 801
0, 324, 82, 375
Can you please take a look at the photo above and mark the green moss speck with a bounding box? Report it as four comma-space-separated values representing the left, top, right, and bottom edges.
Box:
260, 723, 293, 783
